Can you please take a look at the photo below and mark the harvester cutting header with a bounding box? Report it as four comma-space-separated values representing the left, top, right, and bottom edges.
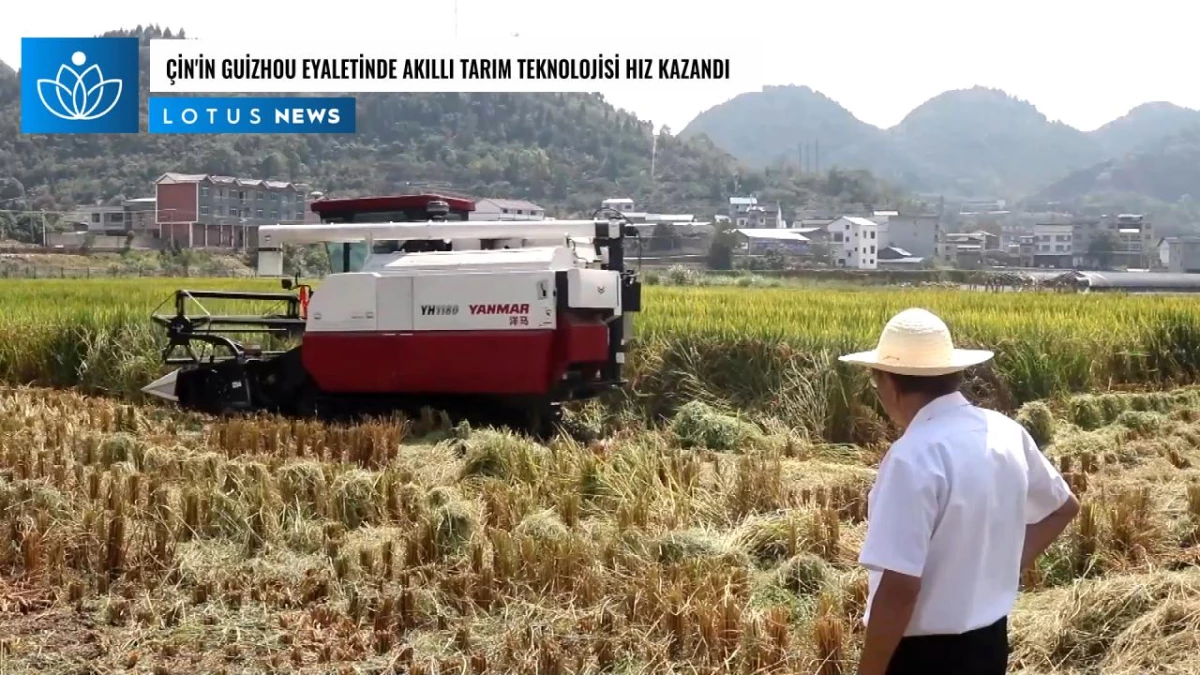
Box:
143, 193, 642, 435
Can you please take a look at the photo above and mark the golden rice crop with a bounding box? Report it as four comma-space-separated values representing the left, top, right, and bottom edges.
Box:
4, 279, 1200, 442
0, 379, 1197, 673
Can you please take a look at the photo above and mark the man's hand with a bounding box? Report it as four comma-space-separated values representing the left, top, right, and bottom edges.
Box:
856, 570, 921, 675
1021, 493, 1080, 573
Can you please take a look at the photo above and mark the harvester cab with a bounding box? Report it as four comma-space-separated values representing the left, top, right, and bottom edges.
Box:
143, 193, 642, 436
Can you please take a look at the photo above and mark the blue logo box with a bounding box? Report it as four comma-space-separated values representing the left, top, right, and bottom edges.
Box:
149, 97, 357, 134
21, 36, 140, 134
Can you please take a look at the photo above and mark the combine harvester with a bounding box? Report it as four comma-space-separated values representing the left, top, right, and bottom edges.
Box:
142, 194, 642, 436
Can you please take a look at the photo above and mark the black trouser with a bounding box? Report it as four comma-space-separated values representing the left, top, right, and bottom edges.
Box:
885, 616, 1008, 675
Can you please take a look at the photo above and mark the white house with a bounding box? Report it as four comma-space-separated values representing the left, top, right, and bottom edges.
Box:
470, 198, 546, 221
602, 197, 635, 213
827, 216, 879, 269
729, 196, 758, 226
1161, 236, 1200, 273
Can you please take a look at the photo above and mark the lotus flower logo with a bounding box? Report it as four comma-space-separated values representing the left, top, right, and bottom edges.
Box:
37, 51, 123, 122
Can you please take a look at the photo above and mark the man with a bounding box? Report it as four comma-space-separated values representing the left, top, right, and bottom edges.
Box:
839, 307, 1080, 675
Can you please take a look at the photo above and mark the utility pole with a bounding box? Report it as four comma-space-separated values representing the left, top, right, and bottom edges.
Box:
650, 129, 657, 191
815, 140, 820, 174
41, 210, 47, 247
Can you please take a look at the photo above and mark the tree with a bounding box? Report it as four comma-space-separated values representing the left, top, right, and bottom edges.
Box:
809, 241, 832, 266
1087, 230, 1119, 269
707, 223, 737, 271
649, 222, 682, 252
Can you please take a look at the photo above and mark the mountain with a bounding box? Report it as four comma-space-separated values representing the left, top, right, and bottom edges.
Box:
0, 26, 904, 233
1089, 102, 1200, 158
674, 86, 928, 188
1031, 126, 1200, 206
888, 87, 1106, 195
680, 85, 1200, 200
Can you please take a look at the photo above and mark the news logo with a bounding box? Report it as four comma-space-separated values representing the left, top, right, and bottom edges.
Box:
148, 97, 357, 134
21, 37, 140, 134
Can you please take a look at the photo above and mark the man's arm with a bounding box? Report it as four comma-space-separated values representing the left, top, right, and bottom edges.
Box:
856, 450, 943, 675
1020, 431, 1078, 573
1022, 492, 1079, 572
857, 571, 921, 675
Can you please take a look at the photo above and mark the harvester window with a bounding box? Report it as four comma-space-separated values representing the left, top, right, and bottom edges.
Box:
319, 206, 468, 273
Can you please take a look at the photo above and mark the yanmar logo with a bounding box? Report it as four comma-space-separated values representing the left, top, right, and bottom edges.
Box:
469, 303, 530, 315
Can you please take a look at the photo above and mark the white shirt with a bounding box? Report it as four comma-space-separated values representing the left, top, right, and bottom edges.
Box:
859, 391, 1072, 636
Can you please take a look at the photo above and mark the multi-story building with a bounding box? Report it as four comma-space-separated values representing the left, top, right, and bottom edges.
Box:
1017, 235, 1036, 267
744, 203, 784, 229
155, 173, 310, 249
728, 196, 758, 226
1161, 236, 1200, 273
1031, 223, 1073, 267
876, 213, 941, 258
827, 216, 878, 269
1071, 214, 1154, 269
937, 231, 994, 266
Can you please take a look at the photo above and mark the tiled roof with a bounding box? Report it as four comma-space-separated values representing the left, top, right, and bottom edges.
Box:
156, 172, 308, 191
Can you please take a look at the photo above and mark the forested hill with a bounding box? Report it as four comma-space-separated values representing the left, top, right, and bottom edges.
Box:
0, 26, 905, 222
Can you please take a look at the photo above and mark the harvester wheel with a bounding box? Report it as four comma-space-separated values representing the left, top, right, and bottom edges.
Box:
527, 403, 563, 441
294, 381, 321, 419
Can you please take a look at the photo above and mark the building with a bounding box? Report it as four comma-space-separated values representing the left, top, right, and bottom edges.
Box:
789, 226, 828, 242
937, 231, 992, 267
876, 213, 941, 258
877, 246, 924, 269
1161, 236, 1200, 273
735, 229, 810, 256
1017, 235, 1036, 267
827, 216, 879, 269
155, 173, 310, 249
743, 203, 783, 229
1071, 214, 1154, 268
62, 205, 130, 236
1113, 214, 1154, 268
795, 218, 837, 230
601, 197, 635, 213
1031, 223, 1073, 268
62, 197, 158, 236
125, 197, 158, 232
471, 198, 546, 221
955, 197, 1007, 213
51, 197, 162, 249
728, 196, 758, 226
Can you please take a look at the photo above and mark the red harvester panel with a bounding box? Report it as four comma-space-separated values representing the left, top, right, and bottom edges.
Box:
300, 318, 609, 396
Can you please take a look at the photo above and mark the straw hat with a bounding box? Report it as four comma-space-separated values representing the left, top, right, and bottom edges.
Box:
838, 307, 993, 376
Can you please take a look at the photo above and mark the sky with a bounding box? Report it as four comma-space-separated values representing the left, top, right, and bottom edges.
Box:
3, 0, 1197, 133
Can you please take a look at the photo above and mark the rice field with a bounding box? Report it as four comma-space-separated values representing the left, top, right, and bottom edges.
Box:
1, 278, 1200, 673
4, 278, 1200, 441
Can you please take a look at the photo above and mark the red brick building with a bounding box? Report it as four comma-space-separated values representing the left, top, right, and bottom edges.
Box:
155, 173, 312, 249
